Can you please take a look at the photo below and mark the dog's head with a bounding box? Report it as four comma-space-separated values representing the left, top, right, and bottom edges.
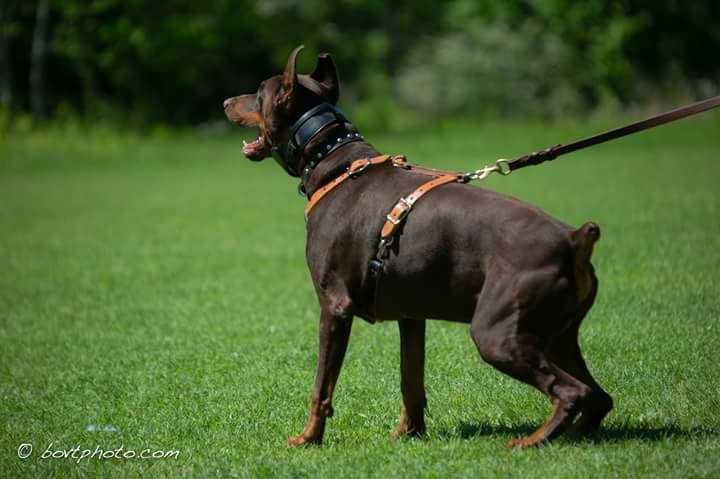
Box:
223, 45, 340, 167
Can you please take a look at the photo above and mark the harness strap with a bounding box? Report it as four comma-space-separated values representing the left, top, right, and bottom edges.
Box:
380, 174, 459, 240
304, 155, 392, 220
368, 172, 460, 319
391, 155, 463, 178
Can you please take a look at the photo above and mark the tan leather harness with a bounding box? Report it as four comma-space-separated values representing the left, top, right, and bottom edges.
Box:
305, 154, 477, 281
304, 154, 394, 220
305, 156, 463, 232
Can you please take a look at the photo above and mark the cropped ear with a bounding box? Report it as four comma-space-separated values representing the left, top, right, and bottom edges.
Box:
309, 53, 339, 104
282, 45, 304, 94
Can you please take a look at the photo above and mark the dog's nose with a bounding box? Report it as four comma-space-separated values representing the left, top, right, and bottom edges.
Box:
223, 97, 234, 109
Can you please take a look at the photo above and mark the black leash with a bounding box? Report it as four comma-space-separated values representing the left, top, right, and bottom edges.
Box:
506, 95, 720, 171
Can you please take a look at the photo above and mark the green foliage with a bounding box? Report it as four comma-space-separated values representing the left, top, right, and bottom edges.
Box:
397, 22, 583, 117
1, 1, 719, 124
2, 117, 720, 476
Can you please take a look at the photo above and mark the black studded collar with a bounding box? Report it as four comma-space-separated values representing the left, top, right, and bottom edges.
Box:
298, 125, 364, 194
271, 102, 363, 196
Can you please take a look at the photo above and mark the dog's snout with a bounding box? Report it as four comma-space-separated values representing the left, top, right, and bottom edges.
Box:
223, 97, 234, 109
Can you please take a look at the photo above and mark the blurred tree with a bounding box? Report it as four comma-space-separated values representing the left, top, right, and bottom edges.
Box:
29, 0, 49, 117
397, 21, 583, 117
0, 0, 20, 111
1, 0, 718, 124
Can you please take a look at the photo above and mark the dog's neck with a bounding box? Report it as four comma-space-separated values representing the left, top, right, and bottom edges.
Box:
279, 102, 380, 197
300, 133, 380, 198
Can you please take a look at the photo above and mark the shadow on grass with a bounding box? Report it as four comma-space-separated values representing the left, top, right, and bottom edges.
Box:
436, 421, 718, 443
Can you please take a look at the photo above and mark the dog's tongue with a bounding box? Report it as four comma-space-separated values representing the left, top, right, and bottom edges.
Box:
243, 136, 265, 157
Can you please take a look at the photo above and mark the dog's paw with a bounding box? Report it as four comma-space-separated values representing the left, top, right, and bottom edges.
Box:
506, 436, 548, 450
391, 425, 425, 440
287, 434, 321, 447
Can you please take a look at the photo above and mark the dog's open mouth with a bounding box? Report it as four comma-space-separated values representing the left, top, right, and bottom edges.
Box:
243, 131, 269, 160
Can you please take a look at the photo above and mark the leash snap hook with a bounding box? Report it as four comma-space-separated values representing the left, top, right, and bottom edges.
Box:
469, 165, 497, 181
465, 158, 512, 182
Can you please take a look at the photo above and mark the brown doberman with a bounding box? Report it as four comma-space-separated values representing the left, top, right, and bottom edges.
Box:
223, 45, 612, 448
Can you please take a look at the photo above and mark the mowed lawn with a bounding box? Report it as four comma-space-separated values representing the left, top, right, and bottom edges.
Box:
1, 114, 719, 478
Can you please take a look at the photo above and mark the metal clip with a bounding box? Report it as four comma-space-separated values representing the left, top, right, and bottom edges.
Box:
469, 164, 498, 181
376, 237, 393, 260
464, 158, 512, 182
348, 160, 371, 178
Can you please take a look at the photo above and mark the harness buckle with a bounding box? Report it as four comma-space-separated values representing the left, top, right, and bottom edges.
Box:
385, 214, 400, 225
385, 198, 412, 225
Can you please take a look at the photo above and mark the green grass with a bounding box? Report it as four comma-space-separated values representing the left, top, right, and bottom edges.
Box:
1, 114, 719, 478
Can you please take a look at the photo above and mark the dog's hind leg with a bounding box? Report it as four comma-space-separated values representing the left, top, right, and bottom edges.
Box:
470, 276, 591, 449
546, 322, 613, 436
547, 277, 613, 435
287, 305, 353, 446
392, 319, 427, 439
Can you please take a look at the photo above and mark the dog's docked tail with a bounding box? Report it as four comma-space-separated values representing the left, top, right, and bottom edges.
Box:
573, 221, 600, 262
571, 221, 600, 303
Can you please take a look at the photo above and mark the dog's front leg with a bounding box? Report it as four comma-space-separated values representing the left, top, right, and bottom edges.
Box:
287, 307, 353, 446
392, 319, 427, 438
